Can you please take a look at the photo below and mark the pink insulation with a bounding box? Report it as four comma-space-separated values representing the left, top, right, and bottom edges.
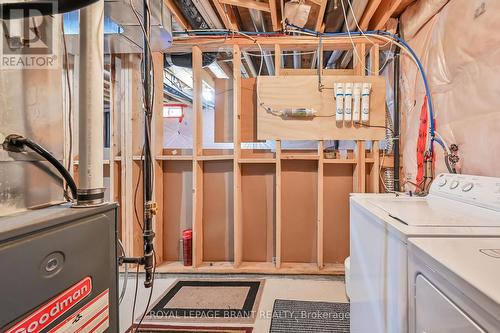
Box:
400, 0, 500, 185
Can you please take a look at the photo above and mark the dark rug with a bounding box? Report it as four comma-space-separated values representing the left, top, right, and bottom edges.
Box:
143, 279, 264, 324
269, 299, 350, 333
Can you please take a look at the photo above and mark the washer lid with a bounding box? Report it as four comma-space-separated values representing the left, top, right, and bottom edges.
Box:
410, 237, 500, 308
367, 196, 500, 227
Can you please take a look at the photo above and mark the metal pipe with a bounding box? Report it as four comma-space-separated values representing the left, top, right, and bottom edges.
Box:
394, 36, 401, 191
142, 0, 155, 288
249, 9, 274, 75
78, 0, 104, 195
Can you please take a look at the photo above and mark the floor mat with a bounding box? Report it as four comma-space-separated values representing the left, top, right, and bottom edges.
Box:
143, 280, 264, 324
269, 299, 350, 333
132, 324, 252, 333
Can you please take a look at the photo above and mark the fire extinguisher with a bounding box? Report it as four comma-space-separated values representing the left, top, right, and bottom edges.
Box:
182, 229, 192, 266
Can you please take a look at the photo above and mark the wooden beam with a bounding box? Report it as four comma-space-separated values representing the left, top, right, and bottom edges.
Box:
168, 36, 387, 53
163, 0, 191, 30
192, 46, 203, 267
315, 0, 328, 32
212, 0, 237, 30
369, 0, 404, 30
218, 0, 271, 12
269, 0, 280, 31
274, 44, 282, 269
152, 52, 165, 263
233, 45, 243, 267
359, 0, 382, 30
317, 141, 324, 269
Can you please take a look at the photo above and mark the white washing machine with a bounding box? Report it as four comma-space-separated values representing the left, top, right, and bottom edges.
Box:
349, 173, 500, 333
408, 237, 500, 333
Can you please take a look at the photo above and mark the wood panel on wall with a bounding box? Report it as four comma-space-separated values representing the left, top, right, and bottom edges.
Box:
241, 163, 275, 262
323, 164, 353, 264
281, 160, 318, 263
162, 160, 193, 261
202, 160, 234, 262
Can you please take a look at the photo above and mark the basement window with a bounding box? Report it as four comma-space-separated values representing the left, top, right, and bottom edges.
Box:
163, 104, 184, 118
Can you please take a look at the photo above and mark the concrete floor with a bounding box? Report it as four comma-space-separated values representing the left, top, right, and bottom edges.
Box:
119, 273, 347, 332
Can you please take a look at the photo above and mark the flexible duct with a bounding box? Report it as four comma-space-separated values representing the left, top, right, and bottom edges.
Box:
0, 0, 99, 19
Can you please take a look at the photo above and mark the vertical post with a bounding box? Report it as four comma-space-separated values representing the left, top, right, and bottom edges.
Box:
192, 46, 204, 267
233, 45, 243, 267
317, 141, 324, 269
370, 44, 380, 193
78, 0, 104, 203
152, 52, 165, 264
394, 42, 401, 192
142, 0, 155, 287
274, 44, 282, 269
353, 43, 366, 193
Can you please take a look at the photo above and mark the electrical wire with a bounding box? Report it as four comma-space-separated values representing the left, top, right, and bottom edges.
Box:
61, 16, 73, 201
118, 239, 129, 305
134, 249, 156, 333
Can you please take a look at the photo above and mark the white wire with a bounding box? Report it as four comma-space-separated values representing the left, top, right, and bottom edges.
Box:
434, 131, 451, 154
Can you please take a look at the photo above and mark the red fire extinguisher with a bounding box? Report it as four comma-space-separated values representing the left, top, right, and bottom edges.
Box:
182, 229, 192, 266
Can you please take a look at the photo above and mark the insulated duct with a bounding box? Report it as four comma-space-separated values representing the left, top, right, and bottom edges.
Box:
78, 0, 105, 204
0, 0, 100, 19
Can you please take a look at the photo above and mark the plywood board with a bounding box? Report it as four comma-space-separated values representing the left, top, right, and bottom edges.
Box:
202, 160, 234, 262
240, 78, 259, 142
162, 161, 193, 261
281, 160, 318, 263
241, 164, 275, 262
323, 164, 353, 264
214, 78, 234, 143
257, 75, 386, 140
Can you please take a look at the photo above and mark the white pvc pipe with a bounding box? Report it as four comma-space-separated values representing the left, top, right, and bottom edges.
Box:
78, 0, 104, 190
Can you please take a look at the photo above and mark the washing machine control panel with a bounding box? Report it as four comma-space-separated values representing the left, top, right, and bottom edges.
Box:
430, 174, 500, 211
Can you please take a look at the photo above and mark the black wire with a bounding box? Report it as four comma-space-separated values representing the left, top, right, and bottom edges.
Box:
130, 264, 140, 328
133, 148, 145, 232
16, 137, 78, 199
61, 16, 73, 201
354, 121, 396, 137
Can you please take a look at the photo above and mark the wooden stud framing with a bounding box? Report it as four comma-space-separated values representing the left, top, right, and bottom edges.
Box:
110, 37, 389, 275
217, 0, 271, 12
317, 141, 324, 269
162, 0, 191, 30
212, 0, 237, 30
268, 0, 280, 31
192, 46, 204, 267
369, 0, 404, 30
359, 0, 383, 30
315, 0, 328, 32
233, 45, 243, 267
274, 44, 282, 269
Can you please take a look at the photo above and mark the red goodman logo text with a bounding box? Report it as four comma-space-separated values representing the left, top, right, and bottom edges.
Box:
6, 277, 92, 333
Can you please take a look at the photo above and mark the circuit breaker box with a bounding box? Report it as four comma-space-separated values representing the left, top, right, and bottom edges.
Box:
0, 203, 119, 332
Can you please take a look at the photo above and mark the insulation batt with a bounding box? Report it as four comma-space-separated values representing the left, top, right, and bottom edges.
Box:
399, 0, 500, 183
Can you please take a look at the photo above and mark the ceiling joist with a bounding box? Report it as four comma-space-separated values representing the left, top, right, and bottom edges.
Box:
369, 0, 404, 30
212, 0, 238, 30
217, 0, 271, 13
163, 0, 191, 30
359, 0, 382, 30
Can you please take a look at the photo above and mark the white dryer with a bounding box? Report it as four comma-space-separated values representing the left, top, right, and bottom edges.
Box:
408, 237, 500, 333
349, 173, 500, 333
